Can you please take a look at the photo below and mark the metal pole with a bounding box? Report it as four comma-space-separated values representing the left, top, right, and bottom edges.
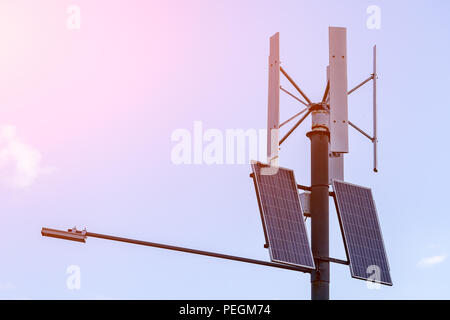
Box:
307, 105, 330, 300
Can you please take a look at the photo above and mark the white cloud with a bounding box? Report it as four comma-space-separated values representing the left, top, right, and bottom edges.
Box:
417, 254, 447, 268
0, 125, 54, 189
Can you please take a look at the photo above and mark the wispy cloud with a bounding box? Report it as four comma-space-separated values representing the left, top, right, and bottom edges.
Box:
417, 254, 447, 268
0, 125, 55, 189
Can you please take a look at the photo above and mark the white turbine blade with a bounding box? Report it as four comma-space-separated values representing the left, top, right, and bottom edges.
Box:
329, 27, 349, 153
267, 32, 280, 165
327, 65, 344, 183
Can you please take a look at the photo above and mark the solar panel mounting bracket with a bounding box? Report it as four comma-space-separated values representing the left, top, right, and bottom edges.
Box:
297, 184, 335, 197
315, 256, 349, 266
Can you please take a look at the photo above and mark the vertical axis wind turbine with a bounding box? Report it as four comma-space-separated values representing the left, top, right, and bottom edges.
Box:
41, 27, 391, 301
262, 27, 389, 300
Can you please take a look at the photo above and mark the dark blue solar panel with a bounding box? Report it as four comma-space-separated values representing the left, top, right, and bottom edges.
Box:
333, 180, 392, 286
251, 162, 315, 269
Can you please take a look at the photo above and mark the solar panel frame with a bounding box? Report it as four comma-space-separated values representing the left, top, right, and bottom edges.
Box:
332, 179, 392, 286
251, 162, 315, 270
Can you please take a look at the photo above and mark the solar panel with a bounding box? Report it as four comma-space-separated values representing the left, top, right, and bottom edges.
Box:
332, 180, 392, 285
251, 162, 315, 269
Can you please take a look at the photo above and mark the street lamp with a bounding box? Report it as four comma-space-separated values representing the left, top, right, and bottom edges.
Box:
41, 227, 87, 243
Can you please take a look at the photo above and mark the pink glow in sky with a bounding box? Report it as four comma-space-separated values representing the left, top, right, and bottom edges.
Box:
1, 0, 450, 299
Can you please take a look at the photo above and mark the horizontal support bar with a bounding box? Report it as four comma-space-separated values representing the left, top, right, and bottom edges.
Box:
348, 121, 373, 141
42, 227, 313, 273
297, 185, 335, 197
85, 232, 313, 273
279, 110, 312, 146
322, 81, 330, 103
280, 86, 309, 107
280, 67, 312, 104
297, 184, 311, 191
348, 75, 374, 96
279, 107, 309, 128
316, 256, 349, 266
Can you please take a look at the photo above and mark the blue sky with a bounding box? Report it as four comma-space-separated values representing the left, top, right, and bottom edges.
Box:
0, 0, 449, 299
